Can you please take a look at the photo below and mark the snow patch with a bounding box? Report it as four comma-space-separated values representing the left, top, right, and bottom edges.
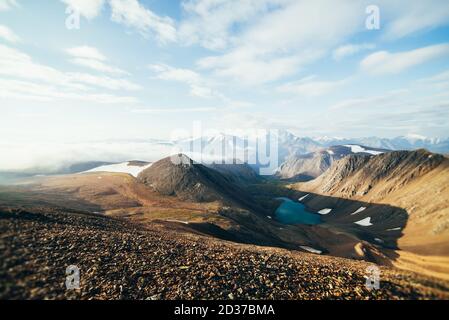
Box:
298, 194, 309, 202
166, 219, 189, 225
299, 246, 322, 254
327, 150, 334, 155
318, 208, 332, 215
350, 207, 367, 215
387, 227, 401, 231
374, 238, 384, 244
354, 217, 373, 226
344, 145, 384, 155
84, 162, 152, 177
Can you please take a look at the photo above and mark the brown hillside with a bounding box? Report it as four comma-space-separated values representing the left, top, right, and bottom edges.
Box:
293, 150, 449, 279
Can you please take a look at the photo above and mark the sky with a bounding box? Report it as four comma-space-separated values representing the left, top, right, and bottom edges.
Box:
1, 0, 449, 156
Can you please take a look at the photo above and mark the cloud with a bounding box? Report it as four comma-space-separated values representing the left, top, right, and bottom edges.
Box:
179, 0, 286, 50
0, 0, 18, 11
0, 44, 140, 103
60, 0, 176, 43
418, 69, 449, 87
131, 107, 216, 114
0, 44, 68, 85
69, 58, 128, 75
0, 25, 21, 43
197, 0, 365, 84
329, 90, 409, 110
360, 43, 449, 75
66, 46, 128, 75
66, 72, 141, 90
332, 43, 375, 61
198, 52, 305, 85
149, 63, 200, 84
61, 0, 105, 19
277, 76, 347, 97
109, 0, 176, 43
0, 78, 138, 104
66, 46, 106, 61
417, 69, 449, 91
382, 0, 449, 40
0, 140, 176, 172
149, 63, 222, 99
0, 44, 140, 91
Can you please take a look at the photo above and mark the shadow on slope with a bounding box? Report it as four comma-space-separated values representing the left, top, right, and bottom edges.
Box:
289, 190, 409, 262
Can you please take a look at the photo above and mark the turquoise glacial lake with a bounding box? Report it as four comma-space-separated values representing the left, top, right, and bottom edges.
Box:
275, 197, 322, 225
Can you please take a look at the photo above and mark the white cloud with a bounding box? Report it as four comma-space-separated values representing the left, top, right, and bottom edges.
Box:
360, 43, 449, 75
197, 0, 365, 84
417, 69, 449, 91
0, 25, 21, 43
198, 52, 305, 85
61, 0, 105, 19
0, 78, 138, 104
149, 63, 222, 99
69, 58, 128, 75
0, 140, 175, 172
0, 0, 18, 11
0, 44, 68, 85
277, 76, 346, 97
67, 72, 141, 91
329, 90, 408, 110
179, 0, 288, 50
0, 44, 140, 91
66, 46, 128, 75
131, 107, 216, 114
109, 0, 176, 43
332, 43, 375, 61
0, 44, 140, 103
419, 69, 449, 83
66, 46, 106, 61
149, 63, 200, 84
382, 0, 449, 40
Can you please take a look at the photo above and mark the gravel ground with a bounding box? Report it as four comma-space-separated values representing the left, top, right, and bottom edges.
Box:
1, 207, 448, 300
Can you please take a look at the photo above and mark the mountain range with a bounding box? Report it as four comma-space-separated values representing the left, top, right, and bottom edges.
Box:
1, 145, 449, 298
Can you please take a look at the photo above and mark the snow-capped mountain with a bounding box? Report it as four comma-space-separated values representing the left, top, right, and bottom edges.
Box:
275, 144, 388, 181
315, 135, 449, 153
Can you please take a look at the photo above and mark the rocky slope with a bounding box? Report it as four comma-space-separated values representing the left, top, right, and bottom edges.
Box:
293, 149, 449, 279
1, 207, 448, 300
276, 145, 387, 181
137, 155, 259, 210
206, 162, 260, 183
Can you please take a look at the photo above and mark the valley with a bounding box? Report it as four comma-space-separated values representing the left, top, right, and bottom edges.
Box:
1, 147, 449, 299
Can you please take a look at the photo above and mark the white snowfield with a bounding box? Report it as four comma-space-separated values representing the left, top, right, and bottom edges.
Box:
387, 227, 402, 231
299, 246, 322, 254
298, 194, 309, 202
84, 162, 152, 177
354, 217, 373, 226
350, 207, 367, 215
344, 145, 384, 155
374, 238, 384, 244
318, 208, 332, 215
165, 219, 190, 225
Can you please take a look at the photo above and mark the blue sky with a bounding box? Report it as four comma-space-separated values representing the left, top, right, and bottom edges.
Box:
1, 0, 449, 147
